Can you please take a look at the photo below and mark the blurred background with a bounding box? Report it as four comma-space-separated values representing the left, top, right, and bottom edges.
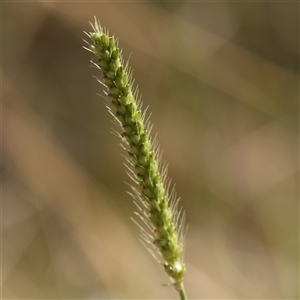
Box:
2, 1, 299, 299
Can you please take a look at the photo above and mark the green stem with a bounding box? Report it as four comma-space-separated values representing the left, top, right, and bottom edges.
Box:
179, 282, 187, 300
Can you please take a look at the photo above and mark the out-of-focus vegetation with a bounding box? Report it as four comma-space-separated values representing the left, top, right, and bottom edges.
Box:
2, 2, 298, 299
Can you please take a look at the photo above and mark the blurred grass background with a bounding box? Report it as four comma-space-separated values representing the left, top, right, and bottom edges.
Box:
2, 1, 299, 299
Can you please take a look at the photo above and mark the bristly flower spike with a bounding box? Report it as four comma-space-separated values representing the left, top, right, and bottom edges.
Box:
84, 17, 187, 300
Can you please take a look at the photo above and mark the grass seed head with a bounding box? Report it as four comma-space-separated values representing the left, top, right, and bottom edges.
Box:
85, 17, 187, 288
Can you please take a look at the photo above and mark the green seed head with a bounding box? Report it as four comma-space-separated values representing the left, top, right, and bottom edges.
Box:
101, 34, 109, 48
85, 18, 187, 289
111, 49, 119, 60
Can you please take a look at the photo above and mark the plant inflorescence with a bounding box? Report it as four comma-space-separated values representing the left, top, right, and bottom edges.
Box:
84, 18, 187, 300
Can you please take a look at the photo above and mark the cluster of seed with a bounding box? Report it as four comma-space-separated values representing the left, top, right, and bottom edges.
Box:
85, 20, 186, 287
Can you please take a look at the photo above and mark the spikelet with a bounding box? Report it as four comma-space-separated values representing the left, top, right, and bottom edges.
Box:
84, 18, 187, 293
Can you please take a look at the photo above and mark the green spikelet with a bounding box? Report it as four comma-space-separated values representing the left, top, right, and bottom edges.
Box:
84, 18, 187, 298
